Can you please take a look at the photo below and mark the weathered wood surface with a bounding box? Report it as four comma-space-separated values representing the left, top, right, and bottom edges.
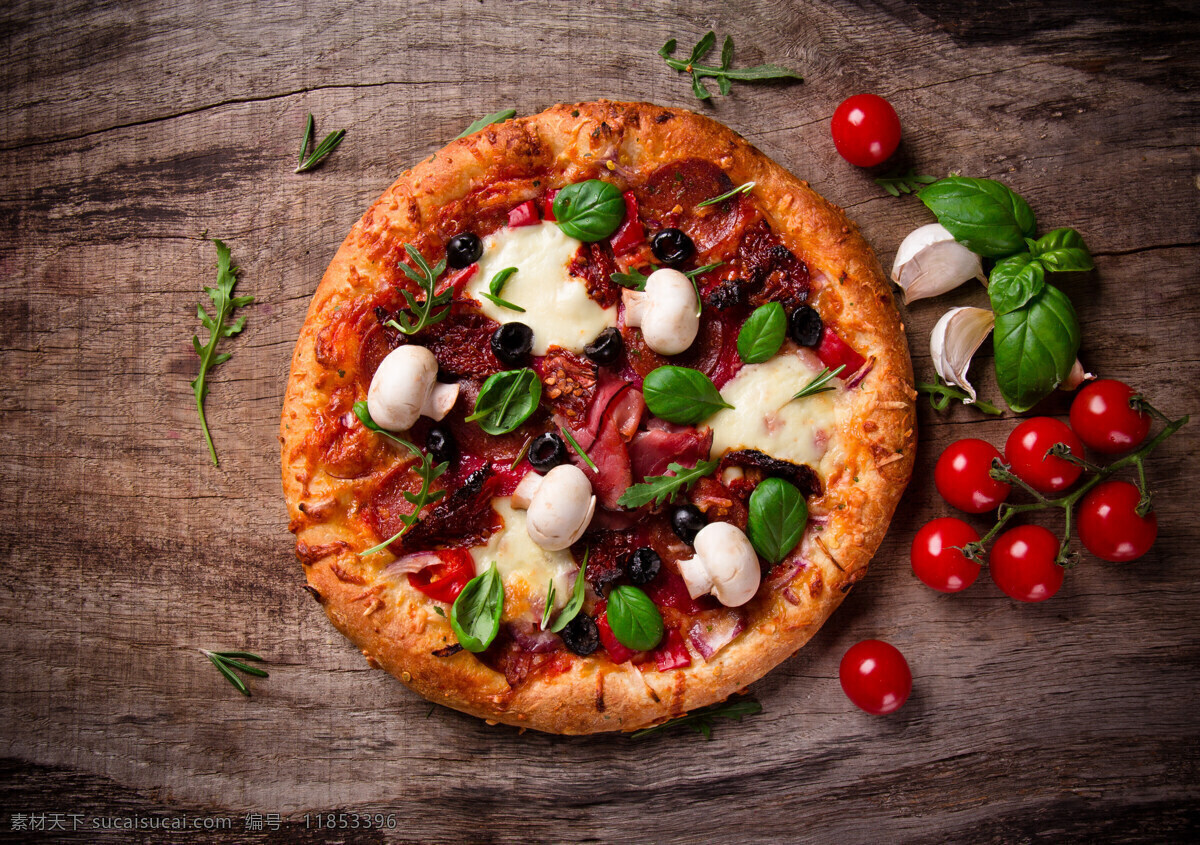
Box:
1, 0, 1198, 841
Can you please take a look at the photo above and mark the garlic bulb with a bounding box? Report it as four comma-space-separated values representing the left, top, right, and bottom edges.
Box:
930, 307, 995, 402
891, 223, 985, 304
1061, 359, 1096, 391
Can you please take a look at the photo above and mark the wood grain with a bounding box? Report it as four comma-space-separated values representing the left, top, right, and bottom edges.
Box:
1, 0, 1198, 841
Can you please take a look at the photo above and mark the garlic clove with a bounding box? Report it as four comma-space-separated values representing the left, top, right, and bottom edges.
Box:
930, 306, 995, 402
892, 223, 985, 304
1060, 359, 1096, 392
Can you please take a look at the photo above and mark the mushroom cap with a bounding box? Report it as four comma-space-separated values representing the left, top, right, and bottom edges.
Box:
681, 522, 761, 607
367, 345, 439, 431
622, 268, 699, 355
524, 464, 596, 551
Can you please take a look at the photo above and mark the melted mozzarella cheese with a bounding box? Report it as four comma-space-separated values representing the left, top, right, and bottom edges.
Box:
469, 498, 578, 621
708, 347, 839, 468
466, 221, 617, 355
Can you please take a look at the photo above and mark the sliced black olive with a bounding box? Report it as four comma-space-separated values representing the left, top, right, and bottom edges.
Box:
670, 504, 706, 545
528, 432, 568, 472
490, 322, 533, 366
788, 305, 823, 348
624, 547, 661, 586
425, 425, 458, 466
560, 614, 600, 656
584, 327, 624, 367
446, 232, 482, 268
651, 228, 695, 266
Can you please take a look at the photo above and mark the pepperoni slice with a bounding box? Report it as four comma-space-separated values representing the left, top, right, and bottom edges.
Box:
623, 310, 742, 388
636, 158, 749, 254
421, 307, 504, 378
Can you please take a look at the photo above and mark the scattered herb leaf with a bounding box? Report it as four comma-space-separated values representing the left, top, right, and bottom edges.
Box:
631, 697, 763, 740
488, 267, 518, 297
385, 244, 452, 335
737, 302, 787, 364
643, 366, 733, 424
917, 376, 1003, 415
660, 32, 801, 100
201, 649, 268, 697
547, 553, 588, 633
610, 267, 651, 291
450, 562, 504, 652
606, 585, 664, 651
295, 114, 345, 173
792, 365, 845, 400
874, 168, 937, 197
747, 478, 808, 565
617, 459, 719, 509
480, 292, 526, 312
697, 182, 755, 208
456, 108, 517, 140
465, 369, 542, 434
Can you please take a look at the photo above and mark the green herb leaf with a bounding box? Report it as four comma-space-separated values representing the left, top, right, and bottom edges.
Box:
552, 180, 625, 242
747, 478, 808, 565
465, 369, 542, 434
989, 253, 1046, 316
201, 649, 268, 697
696, 181, 754, 208
489, 267, 518, 297
479, 292, 526, 312
916, 377, 1003, 415
548, 554, 588, 633
1029, 227, 1094, 272
992, 283, 1081, 413
455, 108, 517, 140
560, 425, 597, 472
617, 459, 718, 509
874, 168, 937, 197
606, 585, 664, 651
191, 239, 253, 466
792, 365, 844, 400
688, 30, 716, 63
918, 177, 1037, 257
610, 267, 651, 291
298, 113, 313, 166
737, 302, 787, 363
660, 32, 802, 99
631, 698, 762, 740
295, 114, 345, 173
541, 579, 557, 631
659, 39, 677, 59
450, 563, 504, 652
643, 366, 733, 424
386, 244, 453, 335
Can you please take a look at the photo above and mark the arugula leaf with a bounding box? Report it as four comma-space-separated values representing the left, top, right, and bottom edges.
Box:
547, 555, 588, 633
606, 585, 664, 651
737, 302, 787, 364
295, 114, 345, 173
465, 369, 542, 434
191, 239, 253, 466
992, 283, 1081, 413
989, 253, 1046, 316
611, 268, 651, 291
455, 108, 517, 140
643, 366, 733, 424
553, 180, 625, 241
631, 698, 763, 740
918, 177, 1037, 257
617, 459, 719, 509
385, 244, 452, 335
874, 168, 937, 197
747, 478, 808, 565
450, 563, 504, 652
660, 31, 802, 99
1028, 228, 1094, 271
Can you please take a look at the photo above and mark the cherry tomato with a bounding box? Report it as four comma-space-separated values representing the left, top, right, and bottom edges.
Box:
407, 549, 475, 602
911, 518, 982, 593
1078, 480, 1157, 562
831, 94, 902, 167
988, 524, 1064, 602
1004, 417, 1084, 493
935, 438, 1011, 513
1069, 379, 1151, 454
839, 639, 912, 715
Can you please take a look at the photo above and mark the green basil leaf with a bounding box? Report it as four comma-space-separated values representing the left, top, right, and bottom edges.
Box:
455, 109, 517, 140
993, 283, 1081, 413
465, 368, 541, 434
988, 253, 1046, 315
552, 180, 625, 242
746, 478, 808, 565
548, 558, 588, 633
450, 562, 504, 652
737, 302, 786, 364
606, 585, 664, 651
643, 366, 733, 425
1030, 228, 1094, 272
918, 177, 1037, 257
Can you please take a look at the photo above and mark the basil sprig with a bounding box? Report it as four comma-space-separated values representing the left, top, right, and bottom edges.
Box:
1027, 228, 1094, 272
450, 562, 504, 652
993, 284, 1081, 413
747, 478, 808, 565
553, 180, 625, 242
737, 302, 786, 364
918, 177, 1037, 257
606, 585, 664, 651
643, 366, 732, 425
465, 368, 542, 434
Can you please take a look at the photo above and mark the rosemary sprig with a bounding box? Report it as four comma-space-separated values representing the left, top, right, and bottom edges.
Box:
353, 401, 449, 555
385, 244, 453, 335
295, 114, 346, 173
792, 365, 845, 400
560, 425, 598, 472
660, 32, 801, 100
917, 376, 1003, 416
617, 459, 719, 509
201, 649, 268, 697
456, 108, 517, 140
697, 182, 755, 208
874, 168, 937, 198
631, 697, 763, 739
191, 239, 253, 466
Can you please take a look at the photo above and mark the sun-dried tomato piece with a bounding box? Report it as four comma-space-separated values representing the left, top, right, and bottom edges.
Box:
537, 347, 598, 424
570, 241, 623, 309
419, 307, 504, 378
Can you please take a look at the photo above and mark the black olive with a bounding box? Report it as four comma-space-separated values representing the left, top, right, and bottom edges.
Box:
788, 305, 823, 348
560, 614, 600, 656
446, 233, 482, 268
425, 425, 458, 466
528, 432, 568, 472
584, 327, 624, 367
651, 228, 695, 266
490, 322, 533, 366
624, 547, 661, 586
670, 504, 706, 545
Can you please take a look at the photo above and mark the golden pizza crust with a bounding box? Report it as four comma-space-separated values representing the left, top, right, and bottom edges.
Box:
280, 100, 916, 734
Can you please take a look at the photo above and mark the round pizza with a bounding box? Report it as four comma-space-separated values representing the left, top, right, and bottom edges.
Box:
280, 100, 916, 734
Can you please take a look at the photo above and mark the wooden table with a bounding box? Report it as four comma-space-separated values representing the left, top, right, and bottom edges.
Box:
2, 0, 1197, 841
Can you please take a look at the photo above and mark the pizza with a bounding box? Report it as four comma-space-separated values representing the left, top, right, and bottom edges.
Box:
280, 100, 916, 734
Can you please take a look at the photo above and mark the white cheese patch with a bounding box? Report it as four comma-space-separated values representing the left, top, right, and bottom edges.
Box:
469, 498, 578, 619
708, 347, 838, 469
465, 221, 617, 355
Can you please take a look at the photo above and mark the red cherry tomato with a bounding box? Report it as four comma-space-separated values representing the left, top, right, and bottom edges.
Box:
839, 640, 912, 715
1004, 417, 1085, 493
988, 524, 1064, 602
935, 438, 1011, 513
911, 518, 982, 593
831, 94, 902, 168
1078, 480, 1158, 562
1069, 379, 1151, 454
407, 549, 475, 602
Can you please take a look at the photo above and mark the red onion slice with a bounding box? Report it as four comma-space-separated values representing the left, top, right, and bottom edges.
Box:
508, 621, 559, 653
383, 552, 442, 577
687, 611, 747, 660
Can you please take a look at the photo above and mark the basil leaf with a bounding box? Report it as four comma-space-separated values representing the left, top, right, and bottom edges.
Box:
988, 253, 1046, 316
606, 585, 664, 651
1029, 228, 1094, 272
747, 478, 808, 565
737, 302, 786, 364
455, 108, 516, 140
450, 562, 504, 652
993, 283, 1081, 413
552, 180, 625, 242
465, 368, 541, 434
918, 177, 1037, 257
643, 366, 733, 425
548, 558, 588, 633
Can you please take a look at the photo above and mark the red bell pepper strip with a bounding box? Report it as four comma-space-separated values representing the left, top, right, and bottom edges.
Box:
507, 200, 539, 228
645, 569, 711, 615
542, 189, 560, 222
653, 626, 692, 671
596, 602, 635, 663
815, 326, 866, 379
435, 262, 477, 296
608, 191, 644, 255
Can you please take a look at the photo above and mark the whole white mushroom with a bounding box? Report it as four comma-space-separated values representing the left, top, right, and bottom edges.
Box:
677, 522, 761, 607
366, 345, 459, 431
622, 268, 700, 355
511, 464, 596, 551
